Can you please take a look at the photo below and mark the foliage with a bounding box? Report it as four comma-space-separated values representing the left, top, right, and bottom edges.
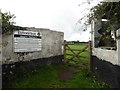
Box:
79, 1, 120, 46
78, 1, 120, 31
91, 2, 120, 46
90, 2, 120, 30
1, 11, 15, 34
1, 11, 26, 34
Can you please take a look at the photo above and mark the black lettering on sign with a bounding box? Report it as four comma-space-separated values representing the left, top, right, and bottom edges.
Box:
18, 31, 37, 36
14, 34, 41, 38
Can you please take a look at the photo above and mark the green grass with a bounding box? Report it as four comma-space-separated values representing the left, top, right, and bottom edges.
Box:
10, 65, 109, 88
10, 43, 109, 88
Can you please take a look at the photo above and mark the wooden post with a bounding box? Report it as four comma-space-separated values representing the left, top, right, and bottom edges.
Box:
64, 40, 66, 63
89, 41, 92, 72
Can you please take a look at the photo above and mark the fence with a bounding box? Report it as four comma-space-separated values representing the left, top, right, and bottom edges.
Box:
64, 40, 92, 69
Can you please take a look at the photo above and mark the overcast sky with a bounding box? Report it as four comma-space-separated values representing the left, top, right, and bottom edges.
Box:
0, 0, 99, 42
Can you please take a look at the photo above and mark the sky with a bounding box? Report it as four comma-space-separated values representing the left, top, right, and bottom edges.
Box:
0, 0, 99, 42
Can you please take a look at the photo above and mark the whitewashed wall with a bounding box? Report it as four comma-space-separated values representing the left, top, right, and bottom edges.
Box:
116, 28, 120, 65
91, 19, 120, 66
2, 28, 64, 64
91, 19, 102, 47
92, 48, 118, 65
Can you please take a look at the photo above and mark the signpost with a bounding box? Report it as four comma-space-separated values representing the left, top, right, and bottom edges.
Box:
13, 30, 42, 52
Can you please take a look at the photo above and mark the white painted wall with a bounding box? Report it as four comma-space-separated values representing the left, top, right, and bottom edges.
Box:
91, 19, 102, 47
2, 28, 64, 64
116, 28, 120, 66
92, 48, 118, 65
91, 19, 120, 66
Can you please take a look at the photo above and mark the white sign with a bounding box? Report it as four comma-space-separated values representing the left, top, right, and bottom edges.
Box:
14, 30, 42, 52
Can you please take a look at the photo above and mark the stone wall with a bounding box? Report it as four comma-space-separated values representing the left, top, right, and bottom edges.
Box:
91, 19, 102, 47
91, 56, 120, 88
2, 28, 64, 88
92, 28, 120, 66
2, 28, 64, 64
92, 48, 118, 65
91, 20, 120, 88
0, 35, 2, 89
116, 28, 120, 66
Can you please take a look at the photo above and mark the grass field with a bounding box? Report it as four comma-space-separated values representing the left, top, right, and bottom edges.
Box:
9, 43, 109, 88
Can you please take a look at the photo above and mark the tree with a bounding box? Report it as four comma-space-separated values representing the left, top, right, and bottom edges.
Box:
78, 1, 120, 47
90, 2, 120, 30
89, 1, 120, 47
1, 11, 26, 34
1, 11, 15, 34
78, 1, 120, 31
77, 0, 98, 31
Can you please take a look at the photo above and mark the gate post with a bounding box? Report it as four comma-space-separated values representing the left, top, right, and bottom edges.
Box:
64, 40, 66, 62
89, 41, 92, 71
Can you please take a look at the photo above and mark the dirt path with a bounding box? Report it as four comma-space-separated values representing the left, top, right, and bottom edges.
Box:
58, 69, 74, 80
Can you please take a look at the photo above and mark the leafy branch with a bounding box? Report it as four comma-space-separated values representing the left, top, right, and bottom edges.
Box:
1, 11, 26, 34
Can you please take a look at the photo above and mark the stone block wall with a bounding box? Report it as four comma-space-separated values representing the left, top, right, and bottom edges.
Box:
2, 28, 64, 64
91, 20, 120, 88
2, 28, 64, 88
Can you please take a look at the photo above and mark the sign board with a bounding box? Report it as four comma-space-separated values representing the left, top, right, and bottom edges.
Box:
13, 30, 42, 52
